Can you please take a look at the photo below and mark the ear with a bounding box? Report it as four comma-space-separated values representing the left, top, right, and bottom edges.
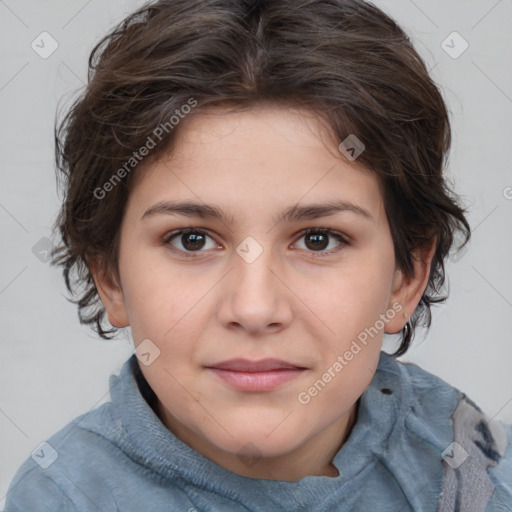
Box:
385, 238, 436, 334
88, 256, 130, 328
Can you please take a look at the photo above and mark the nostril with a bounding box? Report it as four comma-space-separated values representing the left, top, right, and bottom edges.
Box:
380, 387, 393, 395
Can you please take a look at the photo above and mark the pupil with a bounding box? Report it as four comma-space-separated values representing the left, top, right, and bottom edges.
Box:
306, 233, 328, 251
183, 233, 205, 250
180, 232, 329, 252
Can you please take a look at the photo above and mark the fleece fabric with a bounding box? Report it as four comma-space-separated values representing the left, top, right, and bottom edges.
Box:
4, 351, 512, 511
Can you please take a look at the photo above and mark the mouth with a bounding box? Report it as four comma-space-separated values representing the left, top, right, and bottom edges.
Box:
205, 358, 308, 392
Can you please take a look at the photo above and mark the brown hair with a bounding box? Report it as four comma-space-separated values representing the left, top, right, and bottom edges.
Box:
50, 0, 471, 356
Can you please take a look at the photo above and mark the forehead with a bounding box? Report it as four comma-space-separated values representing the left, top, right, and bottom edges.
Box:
168, 103, 354, 166
128, 104, 385, 224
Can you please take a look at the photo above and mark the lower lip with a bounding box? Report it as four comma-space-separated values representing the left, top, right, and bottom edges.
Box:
207, 368, 305, 391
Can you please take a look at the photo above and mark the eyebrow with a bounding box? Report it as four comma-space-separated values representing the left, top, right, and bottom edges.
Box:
141, 199, 374, 224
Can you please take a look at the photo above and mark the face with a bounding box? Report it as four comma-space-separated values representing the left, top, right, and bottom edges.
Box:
93, 104, 432, 481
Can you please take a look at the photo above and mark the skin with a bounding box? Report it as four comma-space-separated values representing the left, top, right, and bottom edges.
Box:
91, 104, 435, 482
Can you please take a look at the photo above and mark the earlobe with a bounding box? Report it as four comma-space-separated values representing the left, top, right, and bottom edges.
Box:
88, 256, 130, 328
385, 239, 436, 334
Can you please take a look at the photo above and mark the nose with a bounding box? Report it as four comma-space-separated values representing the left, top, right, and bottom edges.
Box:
216, 243, 293, 335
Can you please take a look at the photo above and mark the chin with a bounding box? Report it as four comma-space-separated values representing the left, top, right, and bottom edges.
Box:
209, 426, 301, 460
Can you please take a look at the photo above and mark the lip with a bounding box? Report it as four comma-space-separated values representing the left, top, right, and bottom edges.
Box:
207, 368, 305, 392
205, 359, 307, 392
206, 358, 306, 372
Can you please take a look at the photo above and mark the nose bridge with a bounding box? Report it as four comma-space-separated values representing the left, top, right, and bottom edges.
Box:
233, 234, 280, 295
218, 234, 292, 332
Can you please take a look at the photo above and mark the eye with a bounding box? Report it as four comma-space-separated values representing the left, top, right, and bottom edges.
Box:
293, 228, 348, 257
163, 228, 219, 257
163, 227, 349, 258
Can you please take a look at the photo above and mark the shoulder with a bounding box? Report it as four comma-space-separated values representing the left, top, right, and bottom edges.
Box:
3, 405, 122, 511
3, 464, 76, 512
4, 397, 198, 511
435, 391, 512, 512
378, 352, 512, 510
377, 351, 465, 424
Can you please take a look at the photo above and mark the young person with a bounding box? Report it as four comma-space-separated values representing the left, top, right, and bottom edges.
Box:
5, 0, 511, 510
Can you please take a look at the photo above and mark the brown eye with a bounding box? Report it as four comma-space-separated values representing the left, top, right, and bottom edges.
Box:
164, 228, 217, 255
304, 232, 329, 251
295, 228, 348, 256
180, 232, 206, 251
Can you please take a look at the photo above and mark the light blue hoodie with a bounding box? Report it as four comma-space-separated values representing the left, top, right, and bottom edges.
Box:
4, 351, 512, 511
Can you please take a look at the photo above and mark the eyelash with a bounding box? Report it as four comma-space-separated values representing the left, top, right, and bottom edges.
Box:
162, 227, 349, 258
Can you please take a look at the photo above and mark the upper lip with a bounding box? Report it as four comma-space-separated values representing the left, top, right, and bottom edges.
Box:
206, 358, 306, 372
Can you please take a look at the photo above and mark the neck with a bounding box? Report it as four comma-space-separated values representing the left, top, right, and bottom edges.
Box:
156, 398, 360, 482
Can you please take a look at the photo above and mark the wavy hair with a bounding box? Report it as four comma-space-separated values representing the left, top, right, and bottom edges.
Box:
50, 0, 471, 356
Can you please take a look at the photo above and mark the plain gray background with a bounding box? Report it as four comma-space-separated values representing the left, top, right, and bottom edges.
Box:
1, 0, 511, 506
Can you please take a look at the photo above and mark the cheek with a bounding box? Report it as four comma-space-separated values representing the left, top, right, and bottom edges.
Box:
308, 250, 395, 359
122, 266, 214, 363
120, 266, 174, 343
119, 243, 182, 322
320, 255, 394, 323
